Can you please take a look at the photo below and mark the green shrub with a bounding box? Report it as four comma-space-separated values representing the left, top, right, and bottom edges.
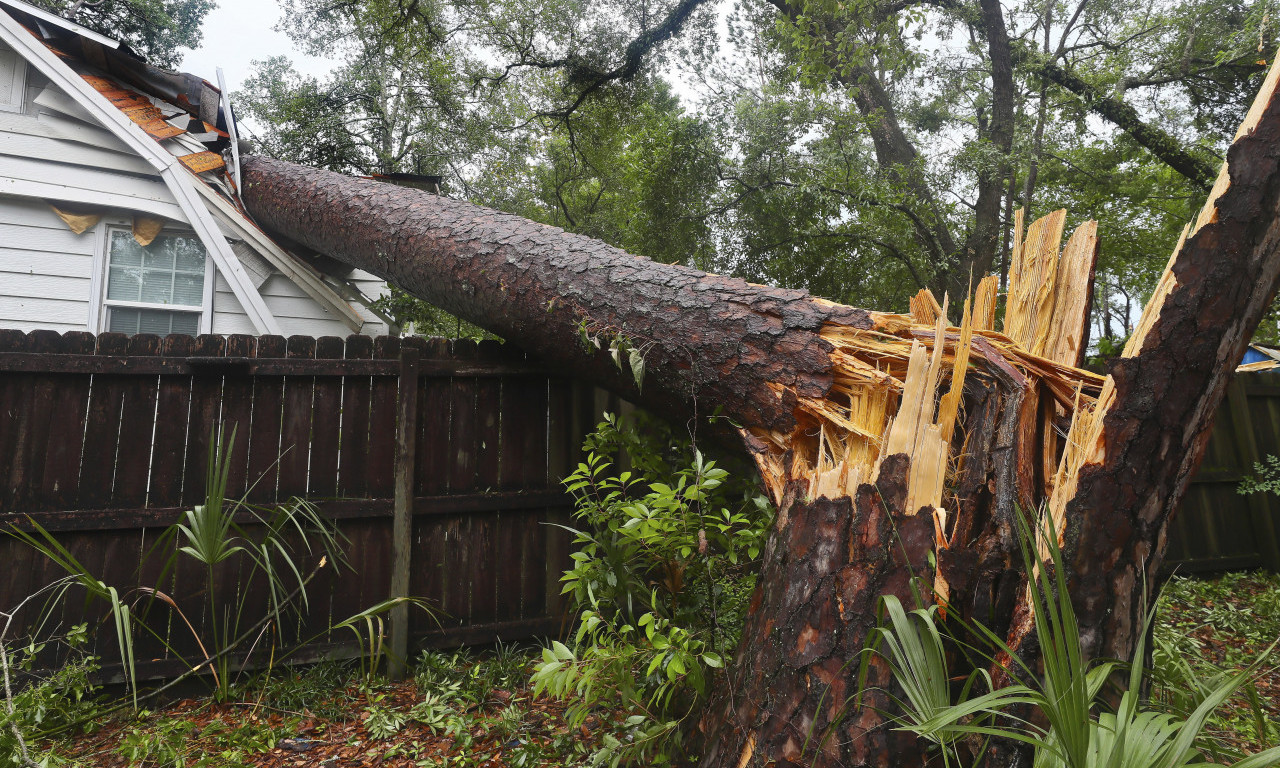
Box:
0, 623, 100, 767
532, 413, 773, 766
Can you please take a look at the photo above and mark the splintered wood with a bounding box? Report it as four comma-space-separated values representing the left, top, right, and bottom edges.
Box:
747, 210, 1104, 558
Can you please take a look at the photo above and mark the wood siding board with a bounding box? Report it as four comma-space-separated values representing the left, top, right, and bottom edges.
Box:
0, 110, 132, 154
0, 219, 97, 254
0, 154, 173, 205
0, 249, 94, 280
0, 271, 91, 300
0, 295, 88, 327
0, 131, 154, 176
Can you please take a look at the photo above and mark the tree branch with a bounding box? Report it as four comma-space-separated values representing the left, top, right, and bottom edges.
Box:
1017, 47, 1218, 190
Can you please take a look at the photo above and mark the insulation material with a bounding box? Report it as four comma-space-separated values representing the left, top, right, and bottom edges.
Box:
131, 214, 164, 246
47, 201, 101, 234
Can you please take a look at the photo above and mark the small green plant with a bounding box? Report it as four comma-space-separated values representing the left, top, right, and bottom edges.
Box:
1238, 454, 1280, 497
0, 616, 100, 767
861, 513, 1280, 768
1154, 570, 1280, 755
410, 692, 453, 732
248, 660, 348, 718
115, 716, 195, 766
491, 703, 527, 740
533, 413, 772, 766
363, 702, 408, 739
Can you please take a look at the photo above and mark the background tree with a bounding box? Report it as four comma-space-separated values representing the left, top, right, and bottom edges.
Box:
30, 0, 215, 67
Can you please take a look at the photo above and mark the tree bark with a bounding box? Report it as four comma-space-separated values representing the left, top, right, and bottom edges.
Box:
241, 153, 871, 438
239, 58, 1280, 765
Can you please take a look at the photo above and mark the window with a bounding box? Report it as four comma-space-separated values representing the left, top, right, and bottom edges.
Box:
103, 228, 208, 335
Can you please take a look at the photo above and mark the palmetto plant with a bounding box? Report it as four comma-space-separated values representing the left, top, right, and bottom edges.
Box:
863, 513, 1280, 768
9, 423, 423, 706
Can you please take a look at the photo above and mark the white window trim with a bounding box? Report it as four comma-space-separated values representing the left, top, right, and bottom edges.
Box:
0, 45, 25, 114
90, 219, 214, 335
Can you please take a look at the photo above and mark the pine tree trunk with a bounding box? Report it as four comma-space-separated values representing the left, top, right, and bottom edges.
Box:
241, 153, 871, 437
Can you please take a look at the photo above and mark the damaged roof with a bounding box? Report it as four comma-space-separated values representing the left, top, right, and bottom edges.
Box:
0, 0, 388, 334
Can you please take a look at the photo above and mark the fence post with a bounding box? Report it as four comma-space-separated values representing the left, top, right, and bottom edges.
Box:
1230, 377, 1280, 571
388, 346, 420, 679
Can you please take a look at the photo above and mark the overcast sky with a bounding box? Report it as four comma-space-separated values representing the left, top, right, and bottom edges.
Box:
178, 0, 337, 92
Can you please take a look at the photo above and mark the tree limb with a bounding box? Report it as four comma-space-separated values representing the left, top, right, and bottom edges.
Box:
1018, 47, 1218, 190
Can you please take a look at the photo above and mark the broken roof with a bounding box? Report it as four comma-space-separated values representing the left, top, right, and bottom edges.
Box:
0, 0, 380, 333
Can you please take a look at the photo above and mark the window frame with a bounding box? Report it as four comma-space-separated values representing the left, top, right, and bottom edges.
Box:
89, 220, 215, 335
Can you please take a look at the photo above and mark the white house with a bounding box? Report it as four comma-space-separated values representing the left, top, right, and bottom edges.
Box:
0, 0, 393, 337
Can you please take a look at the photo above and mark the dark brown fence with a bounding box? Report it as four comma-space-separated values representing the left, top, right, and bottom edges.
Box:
0, 329, 600, 681
4, 328, 1275, 680
1167, 371, 1280, 574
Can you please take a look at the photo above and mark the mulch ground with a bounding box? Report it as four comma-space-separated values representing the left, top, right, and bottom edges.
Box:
55, 677, 607, 767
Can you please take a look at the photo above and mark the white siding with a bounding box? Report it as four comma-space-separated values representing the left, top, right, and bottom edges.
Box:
211, 272, 390, 337
0, 41, 132, 156
348, 268, 392, 333
0, 154, 182, 221
0, 39, 392, 340
261, 273, 366, 336
211, 274, 259, 335
0, 40, 23, 113
0, 195, 93, 330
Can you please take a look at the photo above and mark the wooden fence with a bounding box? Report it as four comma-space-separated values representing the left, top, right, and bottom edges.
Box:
2, 328, 1276, 680
0, 329, 600, 681
1166, 371, 1280, 574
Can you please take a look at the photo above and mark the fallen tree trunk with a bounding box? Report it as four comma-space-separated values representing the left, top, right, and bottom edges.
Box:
239, 57, 1280, 768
